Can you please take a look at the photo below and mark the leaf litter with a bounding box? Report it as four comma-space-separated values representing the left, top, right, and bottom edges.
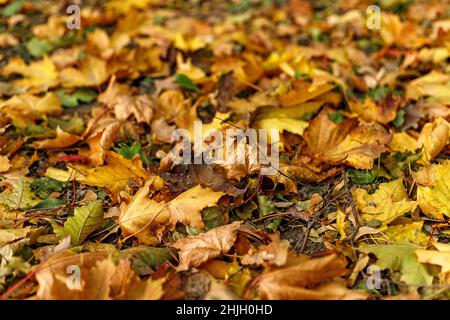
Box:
0, 0, 449, 300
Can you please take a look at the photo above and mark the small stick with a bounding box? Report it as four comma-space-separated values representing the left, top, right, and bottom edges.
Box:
343, 170, 360, 245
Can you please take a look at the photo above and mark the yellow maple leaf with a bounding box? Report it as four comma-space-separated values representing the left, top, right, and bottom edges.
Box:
406, 70, 450, 103
83, 152, 149, 199
0, 92, 62, 128
168, 185, 225, 229
59, 55, 109, 88
416, 242, 450, 284
1, 56, 59, 93
119, 177, 170, 245
0, 155, 11, 173
389, 132, 420, 153
416, 160, 450, 219
418, 118, 450, 164
383, 221, 429, 246
353, 178, 417, 226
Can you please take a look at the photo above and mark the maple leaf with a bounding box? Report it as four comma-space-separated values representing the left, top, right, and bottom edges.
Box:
353, 178, 417, 227
1, 56, 59, 93
59, 55, 109, 88
383, 221, 429, 246
82, 151, 149, 200
405, 71, 450, 103
258, 254, 367, 300
98, 76, 154, 124
415, 160, 450, 219
0, 155, 11, 173
119, 177, 170, 245
302, 108, 390, 169
33, 126, 81, 149
416, 242, 450, 284
34, 251, 165, 299
417, 118, 450, 164
171, 221, 242, 271
0, 177, 40, 210
0, 92, 62, 128
349, 94, 401, 124
360, 242, 433, 286
168, 185, 225, 229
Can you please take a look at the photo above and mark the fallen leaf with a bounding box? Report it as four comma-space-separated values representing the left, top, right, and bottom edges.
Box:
119, 177, 170, 245
360, 242, 433, 286
241, 232, 289, 267
33, 127, 81, 149
53, 200, 104, 245
34, 251, 165, 299
0, 177, 40, 210
415, 160, 450, 218
1, 56, 59, 93
0, 155, 11, 173
171, 221, 242, 271
168, 185, 225, 229
302, 108, 390, 169
353, 178, 417, 226
258, 254, 367, 300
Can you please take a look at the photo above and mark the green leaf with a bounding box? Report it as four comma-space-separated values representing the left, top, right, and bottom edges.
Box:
384, 151, 421, 179
113, 141, 148, 164
327, 112, 345, 124
360, 242, 433, 286
31, 177, 66, 199
25, 38, 54, 58
347, 169, 377, 184
257, 195, 276, 217
56, 200, 104, 245
367, 86, 390, 101
175, 73, 199, 92
392, 109, 405, 129
2, 0, 25, 17
48, 114, 85, 135
55, 88, 97, 108
122, 246, 172, 275
34, 198, 65, 209
201, 206, 224, 230
235, 201, 257, 220
0, 177, 40, 210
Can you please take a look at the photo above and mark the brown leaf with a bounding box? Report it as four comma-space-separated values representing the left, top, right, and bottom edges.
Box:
258, 254, 367, 300
99, 76, 154, 124
302, 108, 390, 169
35, 251, 165, 300
171, 221, 242, 271
241, 232, 289, 267
33, 127, 81, 149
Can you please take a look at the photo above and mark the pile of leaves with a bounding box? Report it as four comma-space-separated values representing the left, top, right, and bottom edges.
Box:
0, 0, 449, 300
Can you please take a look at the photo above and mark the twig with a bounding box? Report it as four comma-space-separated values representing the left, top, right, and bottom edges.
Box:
343, 170, 360, 245
296, 189, 345, 254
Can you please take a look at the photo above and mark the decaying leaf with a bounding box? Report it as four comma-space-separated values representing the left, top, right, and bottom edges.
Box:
34, 251, 165, 299
171, 221, 241, 271
302, 108, 390, 169
258, 254, 367, 300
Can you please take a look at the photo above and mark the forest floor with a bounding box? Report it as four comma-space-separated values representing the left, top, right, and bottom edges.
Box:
0, 0, 449, 300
